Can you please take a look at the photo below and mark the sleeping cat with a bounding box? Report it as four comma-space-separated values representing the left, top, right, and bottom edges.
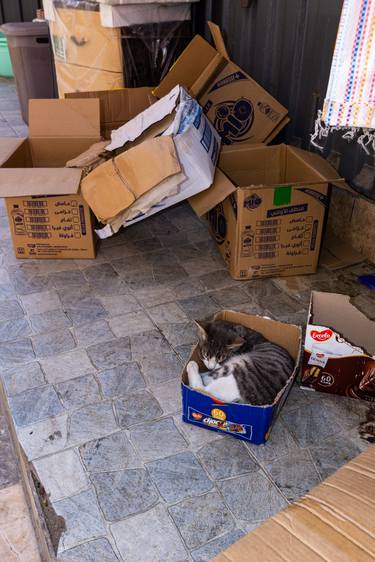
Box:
187, 319, 295, 405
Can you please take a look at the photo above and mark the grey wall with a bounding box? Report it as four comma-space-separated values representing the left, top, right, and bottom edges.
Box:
195, 0, 374, 200
0, 0, 42, 24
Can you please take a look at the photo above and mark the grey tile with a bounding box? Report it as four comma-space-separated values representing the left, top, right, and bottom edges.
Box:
218, 472, 287, 521
73, 320, 114, 348
154, 264, 188, 285
130, 417, 187, 462
41, 349, 94, 384
58, 538, 119, 562
308, 433, 363, 480
246, 419, 299, 463
83, 263, 127, 295
30, 309, 72, 335
168, 278, 205, 299
138, 352, 182, 385
210, 287, 250, 308
178, 295, 219, 320
191, 530, 245, 562
109, 311, 154, 337
174, 344, 195, 363
198, 439, 258, 480
198, 269, 236, 291
10, 270, 52, 296
266, 449, 321, 501
160, 322, 197, 349
32, 328, 76, 358
0, 338, 35, 370
50, 270, 86, 289
0, 317, 31, 342
0, 414, 19, 489
183, 256, 223, 277
0, 281, 15, 300
87, 337, 131, 369
133, 285, 176, 308
0, 298, 24, 321
282, 399, 355, 447
55, 375, 101, 409
130, 330, 171, 359
20, 290, 61, 315
111, 504, 187, 562
65, 296, 109, 327
34, 449, 88, 502
9, 385, 63, 427
169, 491, 235, 549
174, 416, 224, 450
68, 402, 118, 446
171, 243, 202, 261
58, 284, 95, 305
114, 389, 162, 428
148, 302, 188, 326
54, 489, 106, 552
147, 451, 213, 503
97, 363, 145, 398
91, 468, 159, 521
151, 378, 182, 415
2, 362, 45, 396
79, 431, 140, 472
99, 294, 141, 317
17, 414, 69, 460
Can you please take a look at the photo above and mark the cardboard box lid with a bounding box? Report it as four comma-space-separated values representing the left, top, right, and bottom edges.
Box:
214, 445, 375, 562
65, 87, 156, 138
189, 144, 350, 217
28, 99, 101, 139
0, 168, 83, 198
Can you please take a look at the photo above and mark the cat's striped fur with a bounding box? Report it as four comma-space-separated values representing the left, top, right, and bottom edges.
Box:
187, 319, 295, 405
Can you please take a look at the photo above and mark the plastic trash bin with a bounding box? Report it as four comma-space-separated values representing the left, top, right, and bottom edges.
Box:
1, 22, 57, 123
0, 33, 14, 77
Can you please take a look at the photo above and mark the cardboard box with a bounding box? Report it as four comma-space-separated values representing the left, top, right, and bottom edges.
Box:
0, 99, 101, 259
181, 310, 301, 445
66, 87, 156, 139
189, 144, 346, 280
214, 445, 375, 562
84, 85, 220, 238
54, 61, 124, 99
154, 22, 289, 145
301, 291, 375, 400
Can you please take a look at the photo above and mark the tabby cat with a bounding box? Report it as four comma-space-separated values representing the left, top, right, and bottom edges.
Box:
187, 319, 295, 405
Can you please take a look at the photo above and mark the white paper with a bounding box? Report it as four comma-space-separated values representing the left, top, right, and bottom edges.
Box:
100, 3, 190, 27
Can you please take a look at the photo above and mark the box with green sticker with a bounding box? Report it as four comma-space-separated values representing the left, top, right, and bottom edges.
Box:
189, 144, 346, 280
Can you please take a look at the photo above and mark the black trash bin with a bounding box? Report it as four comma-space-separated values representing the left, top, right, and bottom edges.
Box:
1, 22, 57, 124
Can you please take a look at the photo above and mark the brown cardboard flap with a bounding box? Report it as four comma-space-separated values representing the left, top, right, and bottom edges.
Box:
189, 168, 236, 217
207, 21, 230, 60
0, 138, 26, 166
288, 146, 354, 192
214, 446, 375, 562
28, 99, 101, 139
65, 88, 156, 139
153, 34, 218, 99
0, 168, 82, 197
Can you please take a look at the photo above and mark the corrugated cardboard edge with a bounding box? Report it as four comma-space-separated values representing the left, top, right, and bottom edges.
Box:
214, 445, 375, 562
0, 137, 25, 167
207, 21, 230, 59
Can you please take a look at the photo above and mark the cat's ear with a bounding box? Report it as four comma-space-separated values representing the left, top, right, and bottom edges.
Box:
226, 337, 244, 351
194, 320, 208, 341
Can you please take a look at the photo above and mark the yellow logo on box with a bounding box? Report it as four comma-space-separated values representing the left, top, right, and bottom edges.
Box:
211, 408, 226, 421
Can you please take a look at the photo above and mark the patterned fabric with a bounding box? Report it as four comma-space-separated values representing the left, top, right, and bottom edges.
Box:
322, 0, 375, 129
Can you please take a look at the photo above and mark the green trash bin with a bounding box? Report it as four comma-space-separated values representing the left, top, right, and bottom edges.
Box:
0, 32, 13, 78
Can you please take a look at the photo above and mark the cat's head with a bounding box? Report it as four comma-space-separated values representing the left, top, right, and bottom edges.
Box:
195, 320, 244, 370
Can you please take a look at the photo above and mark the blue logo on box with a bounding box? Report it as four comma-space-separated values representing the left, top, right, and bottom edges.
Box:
214, 98, 254, 145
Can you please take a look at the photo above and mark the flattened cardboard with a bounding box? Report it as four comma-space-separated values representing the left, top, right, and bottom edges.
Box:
154, 23, 289, 145
54, 61, 124, 99
301, 291, 375, 400
214, 445, 375, 562
81, 136, 181, 222
181, 310, 301, 445
191, 144, 343, 280
0, 98, 101, 259
66, 88, 156, 139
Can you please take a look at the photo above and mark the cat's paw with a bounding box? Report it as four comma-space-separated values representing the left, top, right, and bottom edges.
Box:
187, 361, 202, 389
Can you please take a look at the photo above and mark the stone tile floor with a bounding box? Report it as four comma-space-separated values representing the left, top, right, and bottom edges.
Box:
0, 77, 374, 561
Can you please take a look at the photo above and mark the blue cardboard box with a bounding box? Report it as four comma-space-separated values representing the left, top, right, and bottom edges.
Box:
181, 310, 302, 445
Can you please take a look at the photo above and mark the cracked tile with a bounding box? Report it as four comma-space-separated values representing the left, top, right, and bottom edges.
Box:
92, 468, 159, 521
58, 538, 119, 562
55, 375, 101, 409
29, 309, 71, 335
191, 530, 245, 562
87, 337, 131, 370
68, 402, 118, 446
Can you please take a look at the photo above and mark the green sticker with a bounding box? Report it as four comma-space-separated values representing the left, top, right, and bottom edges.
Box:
274, 186, 292, 206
